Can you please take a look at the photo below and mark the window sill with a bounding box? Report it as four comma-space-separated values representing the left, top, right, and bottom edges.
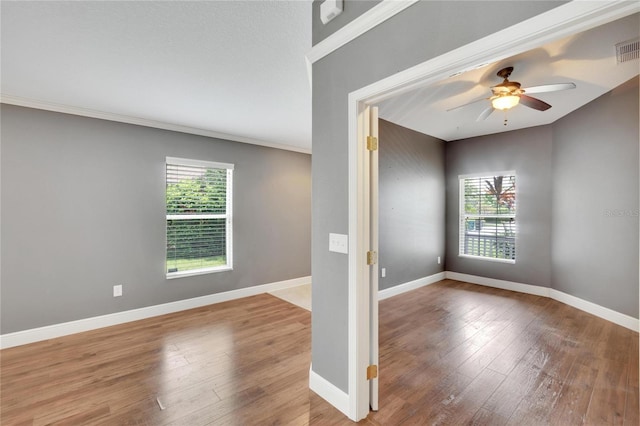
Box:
166, 265, 233, 280
458, 254, 515, 264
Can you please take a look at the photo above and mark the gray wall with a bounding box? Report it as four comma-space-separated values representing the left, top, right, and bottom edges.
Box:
445, 77, 639, 318
312, 0, 563, 393
379, 119, 445, 290
312, 0, 381, 45
551, 77, 639, 317
445, 126, 554, 287
1, 105, 311, 334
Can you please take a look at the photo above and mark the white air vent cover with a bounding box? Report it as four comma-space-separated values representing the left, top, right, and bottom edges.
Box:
616, 37, 639, 63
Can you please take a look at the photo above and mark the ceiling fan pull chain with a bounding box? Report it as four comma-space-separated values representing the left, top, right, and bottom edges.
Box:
503, 110, 508, 126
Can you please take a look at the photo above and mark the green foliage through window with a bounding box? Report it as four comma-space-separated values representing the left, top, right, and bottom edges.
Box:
460, 174, 516, 261
166, 159, 233, 276
166, 168, 228, 214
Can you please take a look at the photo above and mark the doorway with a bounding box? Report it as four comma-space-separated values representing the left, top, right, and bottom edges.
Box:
346, 2, 639, 420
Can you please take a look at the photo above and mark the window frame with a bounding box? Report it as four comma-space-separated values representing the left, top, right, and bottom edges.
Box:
458, 171, 516, 264
165, 156, 234, 279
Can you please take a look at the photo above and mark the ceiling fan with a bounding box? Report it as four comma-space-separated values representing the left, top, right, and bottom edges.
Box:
448, 66, 576, 124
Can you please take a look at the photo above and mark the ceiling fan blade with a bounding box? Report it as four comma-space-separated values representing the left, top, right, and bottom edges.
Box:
519, 94, 552, 111
522, 82, 576, 94
447, 96, 489, 112
477, 106, 494, 121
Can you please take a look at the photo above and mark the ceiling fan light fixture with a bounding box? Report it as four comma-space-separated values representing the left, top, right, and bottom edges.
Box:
492, 94, 520, 111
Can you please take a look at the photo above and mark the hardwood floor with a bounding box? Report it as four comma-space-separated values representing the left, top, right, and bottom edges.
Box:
1, 280, 637, 425
370, 281, 638, 425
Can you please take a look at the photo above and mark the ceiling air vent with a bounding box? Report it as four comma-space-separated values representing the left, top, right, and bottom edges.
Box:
615, 37, 639, 64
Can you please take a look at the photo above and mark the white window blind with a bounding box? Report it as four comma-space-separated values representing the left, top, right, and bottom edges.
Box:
166, 157, 233, 278
459, 173, 516, 262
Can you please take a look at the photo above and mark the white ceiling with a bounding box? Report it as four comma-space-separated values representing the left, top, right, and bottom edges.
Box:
1, 3, 638, 152
379, 13, 640, 142
1, 1, 312, 152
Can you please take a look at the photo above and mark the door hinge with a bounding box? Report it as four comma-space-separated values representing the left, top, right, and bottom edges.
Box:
366, 136, 378, 151
366, 251, 377, 265
367, 364, 378, 380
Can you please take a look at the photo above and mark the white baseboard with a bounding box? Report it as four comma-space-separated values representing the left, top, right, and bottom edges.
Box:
0, 276, 311, 349
550, 289, 639, 333
445, 271, 550, 297
309, 364, 350, 418
445, 271, 639, 332
379, 272, 445, 300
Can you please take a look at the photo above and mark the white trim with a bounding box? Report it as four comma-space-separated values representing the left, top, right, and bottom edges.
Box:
309, 365, 350, 417
550, 289, 639, 333
226, 168, 234, 271
305, 56, 313, 92
458, 172, 517, 263
165, 265, 233, 280
458, 170, 516, 180
348, 1, 640, 107
166, 157, 234, 170
369, 106, 380, 411
445, 271, 639, 332
348, 99, 372, 420
374, 272, 638, 334
459, 215, 516, 219
166, 214, 227, 220
342, 0, 639, 421
378, 272, 445, 300
0, 276, 311, 349
445, 271, 550, 297
305, 0, 418, 64
0, 95, 312, 155
165, 157, 234, 277
347, 97, 359, 420
458, 255, 516, 265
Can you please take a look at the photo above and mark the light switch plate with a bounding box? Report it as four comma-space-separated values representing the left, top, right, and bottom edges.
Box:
329, 233, 348, 254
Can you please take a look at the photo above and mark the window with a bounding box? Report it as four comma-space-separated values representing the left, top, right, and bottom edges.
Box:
166, 157, 233, 278
459, 172, 516, 262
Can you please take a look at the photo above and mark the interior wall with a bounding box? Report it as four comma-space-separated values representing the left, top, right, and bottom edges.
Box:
551, 77, 639, 317
445, 126, 554, 287
379, 119, 445, 290
0, 105, 312, 334
311, 0, 564, 393
444, 77, 639, 318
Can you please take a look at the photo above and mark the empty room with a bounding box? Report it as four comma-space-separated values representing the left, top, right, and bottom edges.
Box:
2, 1, 639, 425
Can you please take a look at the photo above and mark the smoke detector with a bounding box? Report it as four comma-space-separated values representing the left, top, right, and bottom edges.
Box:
320, 0, 343, 25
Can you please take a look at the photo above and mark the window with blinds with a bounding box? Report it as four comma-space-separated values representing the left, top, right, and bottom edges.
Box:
459, 172, 516, 263
166, 157, 233, 278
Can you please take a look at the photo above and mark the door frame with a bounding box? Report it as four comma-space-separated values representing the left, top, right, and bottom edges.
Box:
345, 1, 639, 421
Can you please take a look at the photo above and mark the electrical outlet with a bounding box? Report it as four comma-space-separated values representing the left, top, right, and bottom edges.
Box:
113, 285, 123, 297
381, 268, 386, 278
437, 256, 441, 264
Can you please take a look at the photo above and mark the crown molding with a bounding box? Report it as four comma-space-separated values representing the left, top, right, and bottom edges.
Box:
352, 0, 640, 107
306, 0, 419, 64
0, 94, 312, 155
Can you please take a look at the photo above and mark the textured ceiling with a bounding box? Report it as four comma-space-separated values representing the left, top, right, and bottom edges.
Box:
1, 1, 312, 151
2, 3, 638, 151
379, 13, 640, 142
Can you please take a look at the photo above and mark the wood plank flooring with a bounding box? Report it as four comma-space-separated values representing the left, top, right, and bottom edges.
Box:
1, 279, 637, 425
